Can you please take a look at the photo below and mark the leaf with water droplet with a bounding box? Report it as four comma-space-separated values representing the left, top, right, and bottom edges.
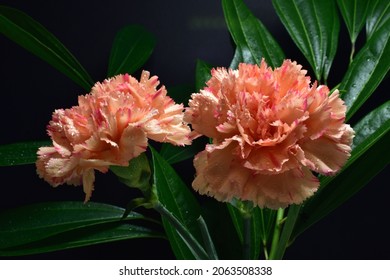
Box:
0, 201, 153, 253
0, 140, 51, 166
339, 20, 390, 121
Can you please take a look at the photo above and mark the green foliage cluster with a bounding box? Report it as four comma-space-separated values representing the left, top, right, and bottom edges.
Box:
0, 0, 388, 259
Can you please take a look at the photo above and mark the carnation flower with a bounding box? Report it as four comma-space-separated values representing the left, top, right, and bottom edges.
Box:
37, 71, 191, 201
185, 60, 354, 209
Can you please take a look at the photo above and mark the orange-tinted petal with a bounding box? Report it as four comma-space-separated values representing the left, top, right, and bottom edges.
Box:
187, 59, 354, 209
242, 167, 319, 209
300, 136, 351, 175
37, 71, 191, 201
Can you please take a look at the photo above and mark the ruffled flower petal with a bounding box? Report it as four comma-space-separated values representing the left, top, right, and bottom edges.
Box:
192, 142, 318, 209
242, 167, 319, 209
186, 59, 354, 209
185, 90, 222, 139
300, 134, 352, 175
36, 147, 82, 187
37, 71, 191, 201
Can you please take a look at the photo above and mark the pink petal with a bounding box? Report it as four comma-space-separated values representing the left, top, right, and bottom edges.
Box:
192, 143, 319, 209
242, 167, 319, 209
186, 59, 354, 208
185, 90, 221, 139
300, 136, 351, 175
118, 125, 148, 163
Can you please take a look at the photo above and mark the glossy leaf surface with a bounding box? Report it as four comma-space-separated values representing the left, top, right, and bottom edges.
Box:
292, 101, 390, 239
0, 141, 51, 166
0, 222, 163, 256
272, 0, 340, 82
337, 0, 370, 43
0, 6, 94, 90
339, 22, 390, 121
151, 147, 203, 259
222, 0, 284, 68
366, 0, 390, 40
0, 201, 148, 250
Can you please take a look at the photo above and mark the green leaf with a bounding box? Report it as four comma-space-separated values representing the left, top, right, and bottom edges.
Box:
292, 101, 390, 240
107, 25, 156, 76
339, 22, 390, 121
0, 140, 51, 166
197, 215, 218, 259
0, 201, 148, 249
195, 59, 212, 91
366, 0, 390, 41
222, 0, 284, 68
151, 146, 203, 259
160, 137, 207, 165
230, 46, 245, 69
0, 222, 164, 256
352, 101, 390, 149
337, 0, 370, 43
272, 0, 340, 82
0, 6, 94, 90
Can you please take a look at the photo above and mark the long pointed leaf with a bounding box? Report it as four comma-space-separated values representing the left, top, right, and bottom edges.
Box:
366, 0, 390, 41
272, 0, 340, 82
107, 25, 156, 76
337, 0, 370, 43
0, 201, 147, 249
0, 222, 164, 257
0, 6, 94, 90
222, 0, 284, 68
352, 101, 390, 149
0, 140, 51, 166
151, 146, 203, 259
292, 101, 390, 240
339, 22, 390, 121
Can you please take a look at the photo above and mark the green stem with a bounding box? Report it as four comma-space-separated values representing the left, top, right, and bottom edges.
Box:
270, 204, 301, 260
349, 42, 355, 65
243, 212, 252, 259
154, 202, 209, 260
263, 240, 269, 260
197, 216, 219, 260
268, 208, 285, 260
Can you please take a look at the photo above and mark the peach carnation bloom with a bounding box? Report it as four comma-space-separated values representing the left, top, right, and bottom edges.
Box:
37, 71, 191, 202
185, 60, 354, 209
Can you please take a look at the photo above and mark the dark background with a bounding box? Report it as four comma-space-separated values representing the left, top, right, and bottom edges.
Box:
0, 0, 388, 259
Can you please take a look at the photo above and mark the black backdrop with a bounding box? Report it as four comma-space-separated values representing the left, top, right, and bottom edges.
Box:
0, 0, 388, 260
